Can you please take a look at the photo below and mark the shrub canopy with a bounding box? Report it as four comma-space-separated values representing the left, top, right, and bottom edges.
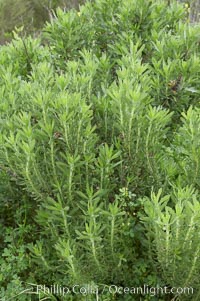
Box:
1, 1, 200, 300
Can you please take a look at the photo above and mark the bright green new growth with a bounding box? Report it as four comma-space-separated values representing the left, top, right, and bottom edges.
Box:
142, 187, 200, 300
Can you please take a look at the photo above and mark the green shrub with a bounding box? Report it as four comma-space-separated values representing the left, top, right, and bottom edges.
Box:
1, 0, 200, 300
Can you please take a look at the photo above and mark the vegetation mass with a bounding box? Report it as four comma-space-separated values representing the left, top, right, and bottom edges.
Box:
1, 0, 200, 300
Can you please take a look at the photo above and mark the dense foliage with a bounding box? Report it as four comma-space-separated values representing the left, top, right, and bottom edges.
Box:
1, 1, 200, 44
1, 0, 200, 300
